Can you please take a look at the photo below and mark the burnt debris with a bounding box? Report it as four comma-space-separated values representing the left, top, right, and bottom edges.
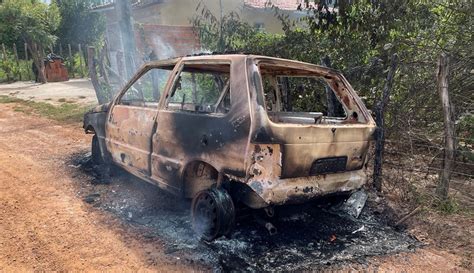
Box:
69, 152, 420, 272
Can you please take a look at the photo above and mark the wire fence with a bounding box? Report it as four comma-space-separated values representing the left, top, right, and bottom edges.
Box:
378, 54, 473, 203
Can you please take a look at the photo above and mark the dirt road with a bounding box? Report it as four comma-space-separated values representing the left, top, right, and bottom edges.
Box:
0, 103, 468, 271
0, 79, 97, 106
0, 104, 203, 271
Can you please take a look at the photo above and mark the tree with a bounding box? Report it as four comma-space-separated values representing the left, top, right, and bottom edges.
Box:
0, 0, 61, 83
54, 0, 105, 47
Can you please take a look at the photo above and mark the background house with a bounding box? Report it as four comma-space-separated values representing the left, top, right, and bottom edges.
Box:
91, 0, 337, 75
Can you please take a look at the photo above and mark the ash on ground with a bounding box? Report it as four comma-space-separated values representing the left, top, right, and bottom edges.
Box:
69, 152, 420, 272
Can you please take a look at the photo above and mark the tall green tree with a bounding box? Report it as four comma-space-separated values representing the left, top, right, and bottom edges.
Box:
0, 0, 61, 83
54, 0, 105, 47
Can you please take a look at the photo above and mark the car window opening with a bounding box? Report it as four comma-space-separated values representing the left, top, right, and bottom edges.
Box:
258, 65, 359, 125
167, 64, 231, 114
120, 67, 173, 108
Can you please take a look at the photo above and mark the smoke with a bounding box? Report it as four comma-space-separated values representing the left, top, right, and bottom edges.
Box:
149, 35, 176, 60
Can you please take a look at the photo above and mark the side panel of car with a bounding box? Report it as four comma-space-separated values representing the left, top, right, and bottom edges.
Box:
106, 105, 158, 175
150, 57, 252, 196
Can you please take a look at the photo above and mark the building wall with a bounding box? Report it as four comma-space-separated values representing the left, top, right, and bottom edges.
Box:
100, 0, 301, 75
131, 0, 292, 34
135, 24, 201, 59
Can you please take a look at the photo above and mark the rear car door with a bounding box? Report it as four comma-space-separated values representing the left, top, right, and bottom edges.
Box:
106, 66, 173, 176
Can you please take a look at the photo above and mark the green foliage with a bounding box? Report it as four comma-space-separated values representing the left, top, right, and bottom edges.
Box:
0, 48, 35, 82
0, 0, 61, 47
434, 196, 461, 215
54, 0, 105, 46
192, 0, 473, 137
191, 1, 260, 52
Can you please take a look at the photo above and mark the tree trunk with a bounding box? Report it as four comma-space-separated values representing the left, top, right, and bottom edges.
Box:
436, 53, 454, 200
116, 0, 137, 78
88, 46, 108, 104
28, 43, 47, 84
373, 53, 398, 192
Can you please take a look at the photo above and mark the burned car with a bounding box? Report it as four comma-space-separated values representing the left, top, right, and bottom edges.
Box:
83, 54, 376, 240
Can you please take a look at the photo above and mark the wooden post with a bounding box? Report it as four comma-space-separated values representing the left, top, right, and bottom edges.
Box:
88, 46, 108, 104
116, 50, 124, 78
59, 43, 63, 57
373, 53, 398, 192
436, 53, 454, 200
2, 43, 11, 82
98, 45, 110, 85
67, 44, 74, 78
1, 43, 6, 61
78, 44, 83, 76
24, 43, 28, 61
116, 0, 137, 78
13, 44, 20, 80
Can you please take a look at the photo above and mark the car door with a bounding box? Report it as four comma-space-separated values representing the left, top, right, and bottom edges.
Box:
106, 65, 174, 177
150, 59, 251, 195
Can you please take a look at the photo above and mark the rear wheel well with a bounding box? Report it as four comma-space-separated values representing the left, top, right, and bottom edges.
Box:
183, 161, 218, 199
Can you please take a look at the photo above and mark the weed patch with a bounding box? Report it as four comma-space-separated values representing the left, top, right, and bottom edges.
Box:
0, 95, 90, 123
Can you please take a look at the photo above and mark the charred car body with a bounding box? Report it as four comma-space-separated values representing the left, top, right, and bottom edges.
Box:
83, 54, 376, 240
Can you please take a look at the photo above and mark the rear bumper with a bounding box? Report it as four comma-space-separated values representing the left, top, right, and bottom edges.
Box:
244, 168, 367, 208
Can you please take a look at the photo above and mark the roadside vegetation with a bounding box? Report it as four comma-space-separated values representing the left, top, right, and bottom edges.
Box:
192, 0, 473, 266
0, 95, 90, 123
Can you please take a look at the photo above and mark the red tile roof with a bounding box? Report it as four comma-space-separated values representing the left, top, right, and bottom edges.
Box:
244, 0, 307, 10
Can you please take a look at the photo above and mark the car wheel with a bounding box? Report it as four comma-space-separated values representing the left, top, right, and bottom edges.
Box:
191, 187, 235, 241
91, 135, 103, 164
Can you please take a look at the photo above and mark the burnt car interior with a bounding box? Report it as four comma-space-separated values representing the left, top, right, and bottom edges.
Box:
257, 63, 359, 125
167, 64, 231, 114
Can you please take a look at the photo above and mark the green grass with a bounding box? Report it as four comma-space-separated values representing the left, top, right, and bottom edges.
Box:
0, 95, 90, 123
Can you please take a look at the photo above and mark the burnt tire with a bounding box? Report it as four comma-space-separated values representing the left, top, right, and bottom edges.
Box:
91, 135, 103, 164
191, 187, 235, 241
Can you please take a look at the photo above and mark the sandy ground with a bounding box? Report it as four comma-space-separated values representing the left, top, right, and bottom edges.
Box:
0, 79, 97, 106
0, 104, 203, 271
0, 102, 470, 271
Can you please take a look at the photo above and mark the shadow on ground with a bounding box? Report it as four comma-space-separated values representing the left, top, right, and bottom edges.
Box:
68, 151, 420, 272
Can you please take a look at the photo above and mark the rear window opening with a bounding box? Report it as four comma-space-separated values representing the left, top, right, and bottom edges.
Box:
256, 63, 360, 125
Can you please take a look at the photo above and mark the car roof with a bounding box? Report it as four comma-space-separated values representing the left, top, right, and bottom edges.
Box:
145, 54, 342, 75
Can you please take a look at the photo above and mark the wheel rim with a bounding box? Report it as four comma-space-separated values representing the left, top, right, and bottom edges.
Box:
193, 191, 220, 240
191, 188, 235, 241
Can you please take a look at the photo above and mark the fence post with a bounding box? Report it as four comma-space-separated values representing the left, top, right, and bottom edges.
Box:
373, 53, 398, 192
67, 44, 74, 78
13, 44, 20, 81
24, 43, 28, 61
116, 50, 124, 78
2, 43, 11, 82
78, 44, 83, 77
436, 53, 454, 200
99, 45, 110, 85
